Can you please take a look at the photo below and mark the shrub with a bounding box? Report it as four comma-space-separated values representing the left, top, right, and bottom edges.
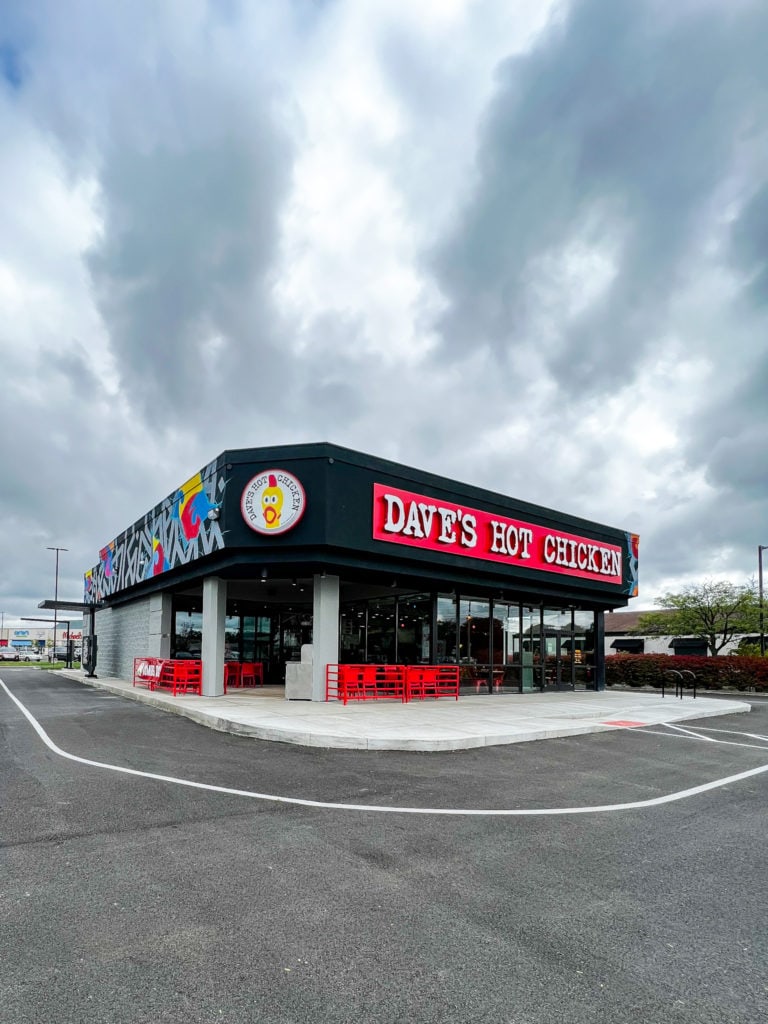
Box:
605, 654, 768, 692
736, 642, 763, 657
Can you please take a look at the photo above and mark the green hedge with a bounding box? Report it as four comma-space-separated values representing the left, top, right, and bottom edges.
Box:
605, 654, 768, 691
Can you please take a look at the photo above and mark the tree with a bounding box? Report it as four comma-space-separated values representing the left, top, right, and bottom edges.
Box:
635, 580, 760, 657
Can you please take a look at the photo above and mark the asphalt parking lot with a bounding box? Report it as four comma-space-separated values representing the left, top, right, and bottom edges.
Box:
2, 670, 767, 1023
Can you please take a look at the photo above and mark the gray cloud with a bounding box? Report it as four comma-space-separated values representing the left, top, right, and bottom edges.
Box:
687, 349, 768, 495
86, 109, 295, 424
432, 0, 768, 394
730, 182, 768, 309
3, 0, 768, 621
680, 179, 768, 502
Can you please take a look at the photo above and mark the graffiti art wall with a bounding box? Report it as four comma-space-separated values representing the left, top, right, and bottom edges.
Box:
84, 458, 226, 603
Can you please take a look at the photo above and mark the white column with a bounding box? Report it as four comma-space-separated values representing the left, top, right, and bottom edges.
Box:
147, 593, 173, 658
312, 573, 339, 701
201, 577, 226, 697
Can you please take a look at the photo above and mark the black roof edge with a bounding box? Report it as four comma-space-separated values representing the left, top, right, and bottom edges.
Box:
220, 441, 632, 538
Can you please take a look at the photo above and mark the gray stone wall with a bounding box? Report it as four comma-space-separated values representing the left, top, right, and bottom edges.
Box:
94, 598, 152, 681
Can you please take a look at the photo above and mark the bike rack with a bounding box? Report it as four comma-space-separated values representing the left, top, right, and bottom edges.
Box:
680, 669, 697, 699
662, 668, 697, 699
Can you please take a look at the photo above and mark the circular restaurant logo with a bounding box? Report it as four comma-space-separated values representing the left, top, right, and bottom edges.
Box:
241, 469, 306, 535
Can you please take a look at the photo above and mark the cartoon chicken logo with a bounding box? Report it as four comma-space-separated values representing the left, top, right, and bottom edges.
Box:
241, 468, 306, 536
261, 474, 284, 530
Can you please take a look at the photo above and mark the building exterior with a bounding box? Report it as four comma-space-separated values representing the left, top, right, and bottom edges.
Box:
84, 443, 640, 699
0, 626, 48, 654
0, 624, 83, 656
604, 611, 754, 657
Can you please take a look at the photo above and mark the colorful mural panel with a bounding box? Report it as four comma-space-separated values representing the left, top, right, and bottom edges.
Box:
147, 536, 170, 578
84, 458, 226, 603
99, 541, 115, 578
172, 472, 220, 546
626, 532, 640, 597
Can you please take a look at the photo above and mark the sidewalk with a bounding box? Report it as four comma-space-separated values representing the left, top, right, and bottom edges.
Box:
60, 670, 752, 751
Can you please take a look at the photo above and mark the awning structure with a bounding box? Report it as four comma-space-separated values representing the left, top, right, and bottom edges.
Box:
610, 638, 644, 653
38, 600, 88, 612
668, 638, 707, 655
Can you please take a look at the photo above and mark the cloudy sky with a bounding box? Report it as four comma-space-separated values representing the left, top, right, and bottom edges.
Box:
1, 0, 766, 625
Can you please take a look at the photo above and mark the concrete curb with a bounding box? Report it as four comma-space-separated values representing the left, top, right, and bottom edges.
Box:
59, 670, 753, 752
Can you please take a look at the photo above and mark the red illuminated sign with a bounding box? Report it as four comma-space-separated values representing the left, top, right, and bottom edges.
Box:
372, 484, 623, 585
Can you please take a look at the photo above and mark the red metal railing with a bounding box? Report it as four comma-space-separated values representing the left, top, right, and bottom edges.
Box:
133, 658, 203, 697
326, 664, 460, 704
405, 665, 459, 701
133, 657, 166, 689
326, 664, 406, 704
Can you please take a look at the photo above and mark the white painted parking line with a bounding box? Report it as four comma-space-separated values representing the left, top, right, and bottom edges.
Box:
665, 723, 718, 742
668, 724, 768, 743
633, 724, 768, 753
3, 678, 768, 817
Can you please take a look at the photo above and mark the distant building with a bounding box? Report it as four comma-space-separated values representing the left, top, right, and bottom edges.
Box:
0, 623, 83, 655
604, 611, 752, 657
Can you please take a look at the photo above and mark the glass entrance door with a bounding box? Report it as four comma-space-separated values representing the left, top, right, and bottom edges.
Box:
228, 609, 312, 684
493, 603, 527, 692
541, 608, 574, 690
573, 611, 596, 690
521, 606, 543, 690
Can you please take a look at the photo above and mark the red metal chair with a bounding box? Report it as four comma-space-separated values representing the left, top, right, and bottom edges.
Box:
157, 659, 203, 696
471, 667, 503, 693
239, 661, 263, 686
224, 662, 242, 689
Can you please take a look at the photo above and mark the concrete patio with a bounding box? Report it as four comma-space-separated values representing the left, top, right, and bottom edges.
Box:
59, 670, 751, 751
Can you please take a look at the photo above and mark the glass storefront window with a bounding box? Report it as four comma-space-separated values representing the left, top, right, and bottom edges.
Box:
573, 610, 596, 689
541, 607, 565, 688
340, 601, 368, 664
224, 615, 241, 660
458, 599, 479, 663
367, 596, 396, 664
281, 610, 312, 664
253, 614, 278, 682
559, 610, 575, 688
171, 589, 597, 693
436, 594, 458, 664
396, 594, 432, 665
458, 597, 490, 687
173, 610, 202, 658
493, 602, 522, 692
521, 606, 541, 690
242, 616, 256, 662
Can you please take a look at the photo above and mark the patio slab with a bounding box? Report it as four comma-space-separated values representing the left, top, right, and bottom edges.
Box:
58, 670, 751, 751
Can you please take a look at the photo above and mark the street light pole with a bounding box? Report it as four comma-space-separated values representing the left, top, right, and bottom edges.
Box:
759, 545, 768, 659
47, 546, 68, 662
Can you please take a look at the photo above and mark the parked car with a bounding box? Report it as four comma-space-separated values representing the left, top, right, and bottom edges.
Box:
0, 648, 20, 661
21, 651, 45, 662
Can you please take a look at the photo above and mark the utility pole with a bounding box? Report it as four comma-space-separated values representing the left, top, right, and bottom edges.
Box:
760, 545, 767, 658
47, 546, 68, 662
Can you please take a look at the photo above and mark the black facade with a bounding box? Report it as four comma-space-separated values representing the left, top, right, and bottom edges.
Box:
86, 443, 639, 693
